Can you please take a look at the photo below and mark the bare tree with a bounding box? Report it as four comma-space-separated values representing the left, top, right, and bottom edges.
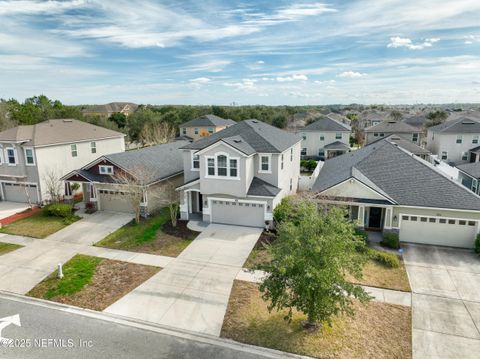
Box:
139, 122, 176, 147
43, 167, 63, 203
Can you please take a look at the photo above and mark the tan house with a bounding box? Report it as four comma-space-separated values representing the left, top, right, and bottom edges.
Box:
179, 115, 236, 141
81, 102, 138, 118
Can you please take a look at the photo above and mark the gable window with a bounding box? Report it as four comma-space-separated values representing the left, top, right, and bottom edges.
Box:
290, 148, 293, 161
205, 153, 239, 178
207, 158, 215, 175
260, 155, 271, 173
24, 148, 35, 165
71, 144, 78, 157
335, 133, 342, 140
319, 134, 325, 141
301, 148, 307, 156
456, 135, 463, 144
194, 128, 199, 135
412, 133, 418, 142
182, 128, 186, 135
473, 135, 479, 144
6, 148, 16, 165
192, 153, 200, 170
230, 159, 237, 177
217, 155, 227, 176
441, 151, 448, 160
281, 154, 284, 170
99, 165, 114, 175
208, 127, 214, 134
91, 142, 96, 154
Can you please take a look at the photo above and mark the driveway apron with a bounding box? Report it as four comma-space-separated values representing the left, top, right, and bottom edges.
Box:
104, 224, 262, 336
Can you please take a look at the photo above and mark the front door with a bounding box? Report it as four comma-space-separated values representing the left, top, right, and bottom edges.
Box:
198, 193, 203, 212
368, 207, 383, 229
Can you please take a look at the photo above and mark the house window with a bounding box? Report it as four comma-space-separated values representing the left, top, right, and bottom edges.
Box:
194, 128, 199, 135
290, 148, 293, 161
335, 133, 342, 140
260, 155, 271, 172
462, 152, 468, 161
91, 142, 96, 154
473, 179, 478, 193
217, 155, 227, 176
230, 159, 237, 177
473, 136, 479, 144
281, 154, 284, 170
301, 148, 307, 156
182, 128, 186, 135
412, 133, 418, 142
0, 146, 3, 164
289, 178, 292, 191
208, 127, 214, 134
320, 134, 325, 141
207, 158, 215, 175
302, 134, 306, 141
6, 148, 16, 165
441, 151, 448, 160
192, 153, 199, 170
71, 144, 78, 157
24, 148, 35, 165
374, 133, 378, 137
456, 135, 463, 144
380, 133, 384, 137
99, 165, 114, 175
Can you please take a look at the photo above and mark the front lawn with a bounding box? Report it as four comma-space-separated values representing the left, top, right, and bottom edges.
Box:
95, 207, 198, 257
0, 211, 80, 238
27, 254, 160, 311
221, 280, 412, 359
0, 242, 23, 255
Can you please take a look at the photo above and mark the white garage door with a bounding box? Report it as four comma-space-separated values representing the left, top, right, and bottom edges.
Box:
211, 200, 265, 227
98, 189, 134, 213
3, 182, 39, 203
400, 215, 477, 248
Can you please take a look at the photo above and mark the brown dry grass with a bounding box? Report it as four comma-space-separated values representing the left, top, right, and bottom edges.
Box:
348, 259, 411, 292
29, 258, 160, 311
221, 281, 412, 359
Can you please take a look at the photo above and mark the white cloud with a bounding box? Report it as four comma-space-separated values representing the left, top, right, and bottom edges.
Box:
387, 36, 440, 50
223, 78, 257, 90
0, 0, 86, 15
256, 60, 265, 64
464, 35, 480, 44
337, 71, 365, 78
189, 77, 211, 84
276, 74, 308, 82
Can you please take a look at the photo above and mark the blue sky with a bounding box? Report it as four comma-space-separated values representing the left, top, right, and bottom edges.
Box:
0, 0, 479, 105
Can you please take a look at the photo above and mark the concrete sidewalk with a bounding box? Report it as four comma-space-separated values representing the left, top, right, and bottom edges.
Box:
105, 224, 262, 336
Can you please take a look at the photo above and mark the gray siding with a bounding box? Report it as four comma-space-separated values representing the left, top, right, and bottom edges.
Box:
0, 143, 40, 187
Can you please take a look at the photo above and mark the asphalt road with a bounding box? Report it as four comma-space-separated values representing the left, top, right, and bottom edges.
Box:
0, 294, 295, 359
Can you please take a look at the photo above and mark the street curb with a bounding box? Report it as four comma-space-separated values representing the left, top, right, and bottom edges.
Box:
0, 290, 311, 359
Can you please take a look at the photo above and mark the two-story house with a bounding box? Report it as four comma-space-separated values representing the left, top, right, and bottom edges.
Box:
297, 117, 351, 160
179, 115, 236, 141
0, 119, 125, 204
426, 117, 480, 164
177, 120, 301, 228
364, 120, 423, 145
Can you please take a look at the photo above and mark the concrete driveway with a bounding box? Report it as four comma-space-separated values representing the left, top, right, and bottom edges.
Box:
0, 202, 29, 220
105, 224, 262, 336
403, 244, 480, 358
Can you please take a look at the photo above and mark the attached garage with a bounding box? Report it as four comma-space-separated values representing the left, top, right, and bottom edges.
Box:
2, 182, 39, 203
399, 215, 478, 248
211, 199, 266, 227
98, 189, 134, 213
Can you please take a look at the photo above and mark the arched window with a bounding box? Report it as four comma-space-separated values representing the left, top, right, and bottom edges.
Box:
205, 153, 239, 178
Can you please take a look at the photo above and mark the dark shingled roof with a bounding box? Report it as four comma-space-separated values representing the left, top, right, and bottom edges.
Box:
402, 115, 427, 128
302, 117, 351, 132
365, 120, 422, 133
457, 162, 480, 179
323, 141, 350, 150
387, 135, 431, 155
179, 114, 236, 128
428, 117, 480, 134
247, 177, 281, 197
181, 120, 301, 154
312, 139, 480, 211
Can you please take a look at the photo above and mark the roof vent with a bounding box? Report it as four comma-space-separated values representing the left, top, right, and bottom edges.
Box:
233, 139, 242, 143
462, 120, 475, 124
251, 120, 258, 123
63, 119, 73, 123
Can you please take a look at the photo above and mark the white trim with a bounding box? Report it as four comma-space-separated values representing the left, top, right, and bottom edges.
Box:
398, 204, 480, 214
5, 147, 17, 166
0, 145, 4, 165
70, 144, 78, 157
194, 140, 251, 157
258, 153, 272, 174
23, 147, 36, 166
99, 165, 114, 175
32, 135, 125, 148
176, 179, 200, 191
207, 196, 271, 223
191, 150, 200, 171
204, 152, 240, 180
1, 180, 40, 202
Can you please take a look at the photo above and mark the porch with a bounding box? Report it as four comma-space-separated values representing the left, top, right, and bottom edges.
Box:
349, 204, 395, 232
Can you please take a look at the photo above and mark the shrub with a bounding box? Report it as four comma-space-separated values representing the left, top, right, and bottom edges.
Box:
354, 228, 368, 242
43, 203, 74, 218
300, 159, 317, 172
381, 232, 400, 249
370, 249, 400, 268
475, 234, 480, 255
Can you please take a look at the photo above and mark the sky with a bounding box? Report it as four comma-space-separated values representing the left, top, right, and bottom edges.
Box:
0, 0, 479, 105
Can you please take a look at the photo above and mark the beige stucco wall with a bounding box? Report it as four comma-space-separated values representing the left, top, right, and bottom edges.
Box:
180, 125, 228, 141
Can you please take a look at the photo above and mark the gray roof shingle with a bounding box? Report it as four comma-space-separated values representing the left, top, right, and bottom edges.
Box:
302, 116, 351, 132
312, 139, 480, 211
323, 141, 350, 150
428, 117, 480, 134
181, 120, 301, 154
247, 177, 281, 197
387, 135, 431, 155
364, 120, 422, 133
457, 162, 480, 179
179, 115, 236, 128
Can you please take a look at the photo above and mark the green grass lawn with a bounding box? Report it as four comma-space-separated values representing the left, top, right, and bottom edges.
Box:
0, 212, 80, 238
0, 242, 23, 255
95, 207, 198, 257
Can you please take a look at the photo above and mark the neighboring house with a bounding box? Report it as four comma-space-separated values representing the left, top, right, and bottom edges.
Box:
361, 110, 385, 128
426, 117, 480, 164
0, 119, 125, 204
312, 137, 480, 248
402, 115, 427, 129
364, 120, 422, 145
62, 141, 187, 214
297, 117, 351, 160
81, 102, 138, 117
177, 120, 301, 228
326, 112, 351, 126
388, 135, 431, 161
178, 115, 236, 141
457, 162, 480, 195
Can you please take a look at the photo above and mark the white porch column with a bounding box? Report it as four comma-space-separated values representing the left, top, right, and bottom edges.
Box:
358, 206, 365, 227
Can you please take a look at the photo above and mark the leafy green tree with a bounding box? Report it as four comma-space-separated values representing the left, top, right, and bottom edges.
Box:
389, 110, 403, 121
271, 114, 287, 128
260, 200, 370, 330
108, 112, 127, 128
426, 109, 448, 127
